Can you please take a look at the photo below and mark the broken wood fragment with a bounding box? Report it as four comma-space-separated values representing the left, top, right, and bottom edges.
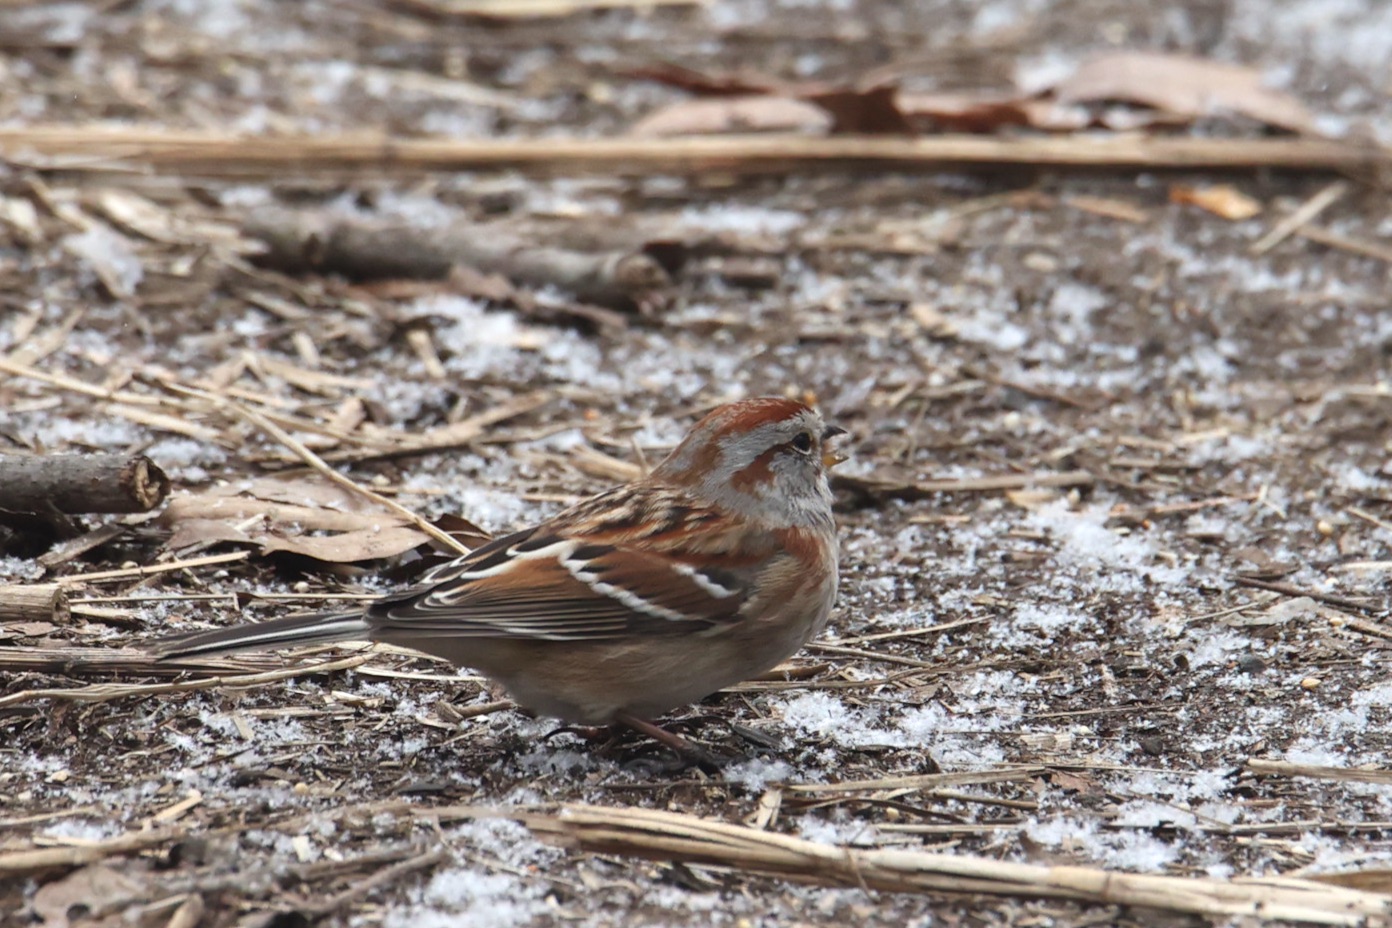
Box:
0, 454, 170, 514
0, 583, 68, 623
243, 209, 671, 312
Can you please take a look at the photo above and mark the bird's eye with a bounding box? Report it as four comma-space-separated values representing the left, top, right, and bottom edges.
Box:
790, 432, 814, 453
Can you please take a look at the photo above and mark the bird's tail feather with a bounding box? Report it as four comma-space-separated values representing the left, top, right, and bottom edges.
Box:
150, 611, 371, 660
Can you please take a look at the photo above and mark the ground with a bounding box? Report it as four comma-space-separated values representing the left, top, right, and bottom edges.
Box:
2, 0, 1392, 926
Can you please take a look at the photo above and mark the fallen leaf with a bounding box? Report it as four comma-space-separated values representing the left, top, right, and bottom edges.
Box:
1054, 51, 1315, 134
899, 91, 1087, 133
1049, 770, 1103, 796
1169, 184, 1263, 221
804, 82, 913, 134
30, 864, 148, 927
631, 64, 910, 135
630, 95, 830, 137
259, 525, 431, 563
627, 62, 779, 97
428, 0, 703, 19
161, 477, 432, 565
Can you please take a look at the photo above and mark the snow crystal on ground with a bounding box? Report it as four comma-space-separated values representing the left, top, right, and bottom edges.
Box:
386, 819, 560, 928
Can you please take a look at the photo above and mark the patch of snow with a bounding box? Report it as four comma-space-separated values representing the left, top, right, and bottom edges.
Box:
63, 226, 143, 295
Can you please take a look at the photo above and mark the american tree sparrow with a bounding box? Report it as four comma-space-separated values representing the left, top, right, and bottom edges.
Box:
153, 397, 845, 759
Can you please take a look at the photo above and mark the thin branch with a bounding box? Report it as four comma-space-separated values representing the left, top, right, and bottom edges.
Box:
0, 127, 1383, 177
509, 804, 1391, 926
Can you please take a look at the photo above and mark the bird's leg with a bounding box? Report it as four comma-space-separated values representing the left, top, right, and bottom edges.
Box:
612, 711, 730, 771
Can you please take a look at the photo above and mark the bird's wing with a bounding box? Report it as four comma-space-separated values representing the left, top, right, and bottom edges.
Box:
364, 504, 766, 642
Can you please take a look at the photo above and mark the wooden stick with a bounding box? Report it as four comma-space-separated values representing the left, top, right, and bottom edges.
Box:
0, 830, 181, 879
54, 550, 249, 586
0, 646, 272, 677
0, 127, 1382, 177
0, 654, 371, 709
1250, 181, 1348, 255
834, 469, 1095, 503
785, 768, 1042, 794
512, 804, 1391, 925
0, 453, 170, 514
244, 209, 669, 311
1296, 224, 1392, 264
0, 583, 68, 623
297, 849, 448, 917
1246, 759, 1392, 786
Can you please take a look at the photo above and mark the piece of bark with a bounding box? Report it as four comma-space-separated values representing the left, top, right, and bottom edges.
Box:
243, 210, 672, 312
0, 454, 170, 514
0, 583, 69, 623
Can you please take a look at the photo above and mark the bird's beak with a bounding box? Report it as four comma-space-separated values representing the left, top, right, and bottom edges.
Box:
821, 424, 848, 469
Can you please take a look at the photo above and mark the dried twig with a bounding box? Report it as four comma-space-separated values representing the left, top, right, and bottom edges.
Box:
1232, 576, 1383, 615
0, 654, 371, 709
0, 646, 275, 678
0, 829, 182, 879
509, 804, 1391, 925
388, 0, 704, 18
1250, 181, 1348, 255
1245, 759, 1392, 786
297, 849, 448, 917
834, 469, 1094, 503
321, 391, 552, 464
245, 209, 668, 312
1296, 224, 1392, 264
54, 551, 249, 586
228, 399, 472, 557
0, 127, 1383, 177
786, 768, 1043, 795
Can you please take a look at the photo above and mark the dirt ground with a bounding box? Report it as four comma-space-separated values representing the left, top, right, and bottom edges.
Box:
3, 0, 1392, 925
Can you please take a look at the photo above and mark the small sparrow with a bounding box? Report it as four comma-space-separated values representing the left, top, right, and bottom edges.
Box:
152, 397, 845, 759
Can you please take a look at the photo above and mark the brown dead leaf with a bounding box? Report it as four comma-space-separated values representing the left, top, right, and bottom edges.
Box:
433, 0, 704, 20
630, 64, 910, 135
259, 525, 431, 562
899, 91, 1087, 133
434, 511, 494, 549
627, 62, 779, 96
804, 82, 914, 135
1169, 185, 1263, 221
1049, 770, 1103, 796
1054, 51, 1316, 134
161, 477, 431, 564
30, 864, 148, 927
630, 96, 830, 137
